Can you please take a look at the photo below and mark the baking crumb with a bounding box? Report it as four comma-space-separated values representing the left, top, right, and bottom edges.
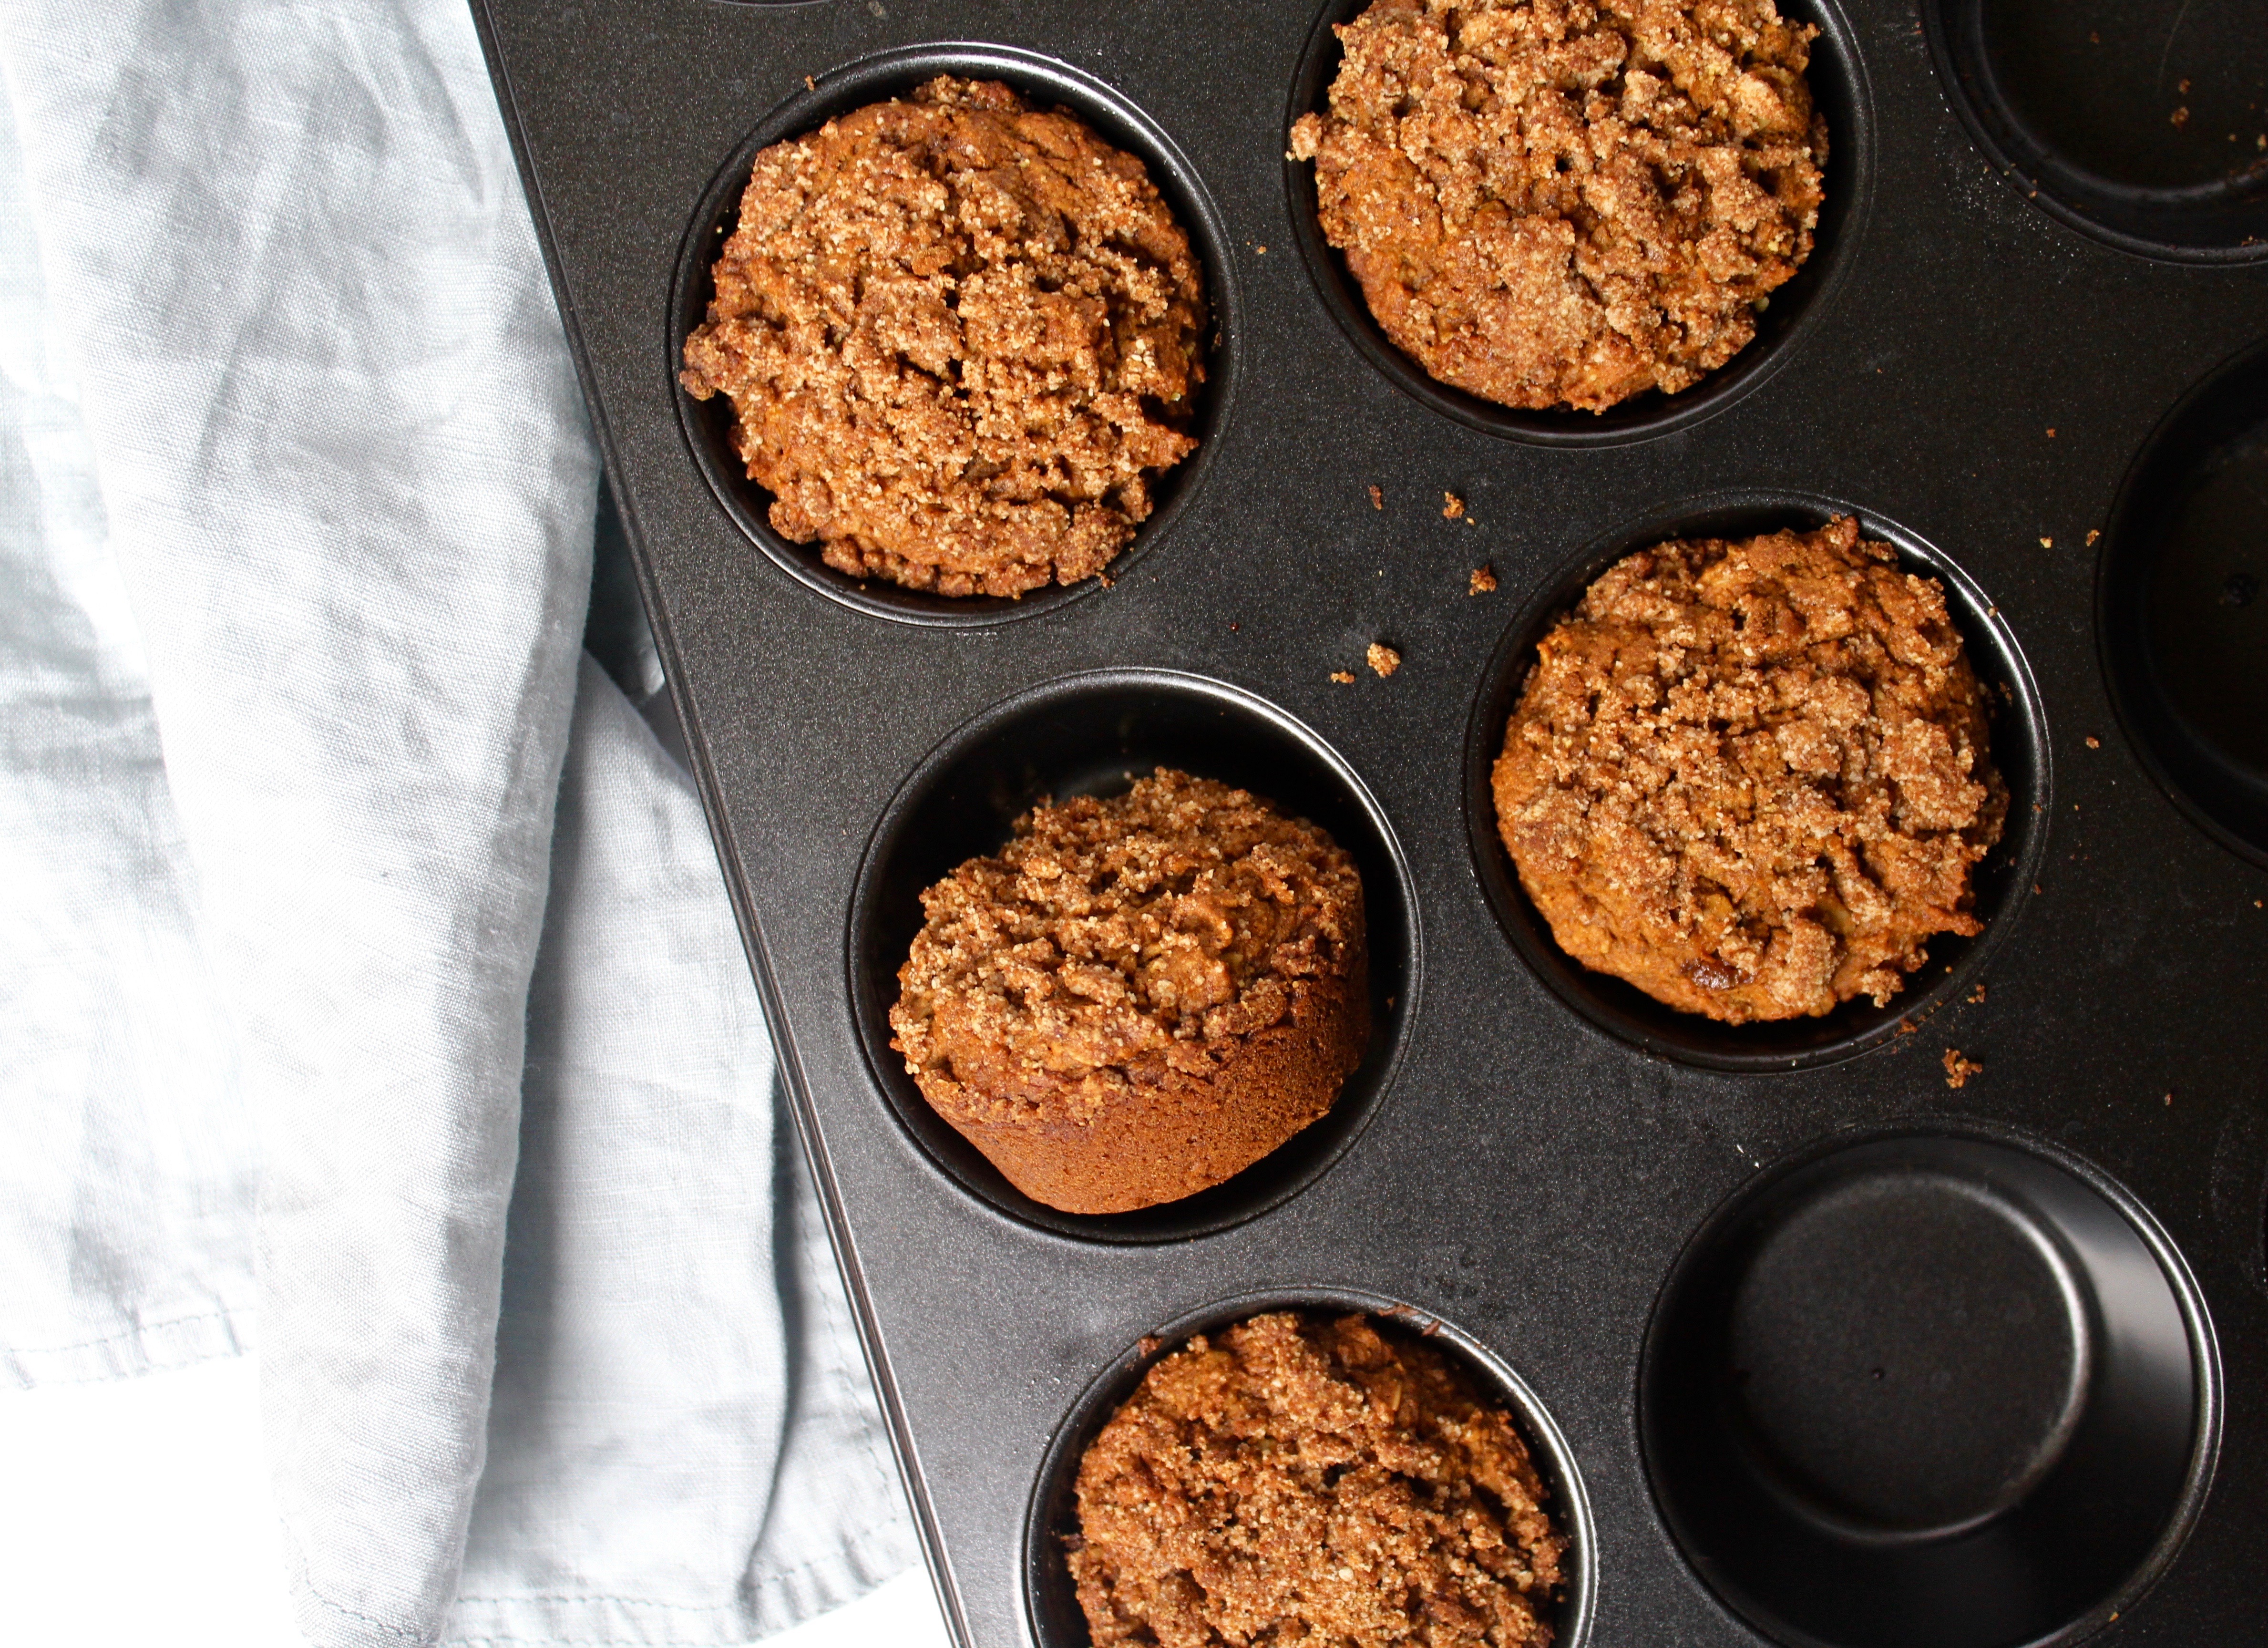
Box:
2039, 536, 2053, 548
1330, 670, 1356, 685
1136, 1335, 1162, 1357
1469, 564, 1498, 596
2178, 79, 2191, 95
2172, 106, 2190, 129
1442, 492, 1465, 520
2033, 883, 2043, 895
2163, 1092, 2174, 1106
1254, 245, 1267, 255
2085, 735, 2100, 749
2087, 529, 2101, 546
1898, 1020, 1920, 1035
1366, 642, 1401, 678
2088, 31, 2100, 42
804, 74, 815, 90
1228, 621, 1240, 631
2045, 427, 2056, 437
1968, 982, 1987, 1004
1368, 484, 1383, 510
1943, 1049, 1981, 1089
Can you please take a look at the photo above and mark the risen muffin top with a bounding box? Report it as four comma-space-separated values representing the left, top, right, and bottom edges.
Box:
1291, 0, 1827, 412
681, 76, 1206, 597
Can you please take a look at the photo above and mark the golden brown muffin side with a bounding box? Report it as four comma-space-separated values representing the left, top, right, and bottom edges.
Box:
891, 769, 1367, 1213
1070, 1312, 1566, 1648
1290, 0, 1827, 413
1493, 516, 2007, 1022
681, 76, 1206, 597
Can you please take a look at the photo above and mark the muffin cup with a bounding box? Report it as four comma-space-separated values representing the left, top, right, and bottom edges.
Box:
2098, 338, 2268, 868
1282, 0, 1876, 446
1924, 0, 2268, 264
1023, 1288, 1597, 1648
1463, 492, 2051, 1072
1641, 1125, 2220, 1648
847, 669, 1417, 1242
668, 43, 1241, 625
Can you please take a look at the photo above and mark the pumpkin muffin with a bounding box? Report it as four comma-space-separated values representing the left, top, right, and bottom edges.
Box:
1070, 1311, 1567, 1647
1493, 517, 2006, 1022
1291, 0, 1827, 413
682, 76, 1206, 596
890, 770, 1366, 1214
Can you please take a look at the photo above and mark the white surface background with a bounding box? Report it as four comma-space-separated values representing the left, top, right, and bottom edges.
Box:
0, 1358, 952, 1648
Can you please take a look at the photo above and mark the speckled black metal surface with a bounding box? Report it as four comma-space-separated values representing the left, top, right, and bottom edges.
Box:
472, 3, 2268, 1643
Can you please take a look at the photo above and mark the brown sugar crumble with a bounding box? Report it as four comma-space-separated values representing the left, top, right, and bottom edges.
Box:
1070, 1312, 1566, 1648
1493, 517, 2007, 1023
681, 77, 1207, 598
1472, 563, 1501, 595
1290, 0, 1827, 413
1368, 641, 1403, 677
1943, 1048, 1981, 1089
891, 770, 1366, 1213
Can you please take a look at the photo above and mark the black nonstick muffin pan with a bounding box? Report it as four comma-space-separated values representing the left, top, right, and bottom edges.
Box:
471, 1, 2268, 1643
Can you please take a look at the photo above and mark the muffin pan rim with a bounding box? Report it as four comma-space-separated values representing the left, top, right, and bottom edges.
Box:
1020, 1285, 1601, 1648
842, 664, 1425, 1247
1460, 487, 2054, 1074
1279, 0, 1879, 448
1636, 1119, 2226, 1648
666, 39, 1245, 628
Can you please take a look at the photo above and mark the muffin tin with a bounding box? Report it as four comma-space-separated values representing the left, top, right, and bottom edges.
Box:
470, 0, 2268, 1642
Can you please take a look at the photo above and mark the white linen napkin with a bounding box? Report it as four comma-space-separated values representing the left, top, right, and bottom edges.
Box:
0, 3, 913, 1643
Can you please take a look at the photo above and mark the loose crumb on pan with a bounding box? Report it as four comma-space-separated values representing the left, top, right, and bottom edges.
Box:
681, 76, 1206, 597
1443, 491, 1466, 519
1070, 1311, 1566, 1648
1370, 483, 1385, 509
1368, 642, 1402, 677
1472, 563, 1500, 595
1331, 669, 1358, 684
1291, 0, 1827, 413
1944, 1048, 1981, 1088
1493, 516, 2007, 1023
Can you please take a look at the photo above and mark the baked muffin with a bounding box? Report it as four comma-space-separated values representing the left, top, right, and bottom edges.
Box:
1070, 1311, 1567, 1648
890, 770, 1366, 1214
1493, 517, 2006, 1022
681, 76, 1206, 597
1290, 0, 1827, 413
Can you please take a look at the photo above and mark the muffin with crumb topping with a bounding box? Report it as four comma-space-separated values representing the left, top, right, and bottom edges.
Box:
890, 769, 1366, 1213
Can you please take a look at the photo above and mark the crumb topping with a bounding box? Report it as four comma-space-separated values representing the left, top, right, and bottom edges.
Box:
1291, 0, 1827, 412
682, 77, 1206, 596
1493, 517, 2007, 1021
892, 770, 1363, 1126
1071, 1312, 1566, 1648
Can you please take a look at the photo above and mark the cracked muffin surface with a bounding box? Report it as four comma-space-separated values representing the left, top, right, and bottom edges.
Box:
1493, 517, 2006, 1022
891, 769, 1365, 1213
1290, 0, 1827, 413
1070, 1311, 1566, 1648
681, 75, 1206, 597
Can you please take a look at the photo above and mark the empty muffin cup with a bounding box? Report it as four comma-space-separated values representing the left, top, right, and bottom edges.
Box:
1642, 1129, 2219, 1648
1283, 0, 1874, 446
1464, 494, 2050, 1072
1024, 1290, 1595, 1648
670, 44, 1238, 625
2099, 339, 2268, 866
1924, 0, 2268, 262
848, 670, 1416, 1242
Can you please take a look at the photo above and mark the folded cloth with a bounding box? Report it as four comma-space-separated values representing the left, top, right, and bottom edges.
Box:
451, 657, 913, 1647
0, 3, 912, 1644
